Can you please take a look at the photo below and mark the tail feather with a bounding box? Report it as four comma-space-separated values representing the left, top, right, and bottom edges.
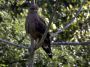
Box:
42, 33, 52, 58
42, 44, 52, 58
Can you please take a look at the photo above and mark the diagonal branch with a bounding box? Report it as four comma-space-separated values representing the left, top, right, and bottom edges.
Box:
35, 15, 53, 50
35, 0, 59, 50
54, 0, 86, 36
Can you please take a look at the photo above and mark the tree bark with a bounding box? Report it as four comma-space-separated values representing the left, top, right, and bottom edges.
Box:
27, 37, 35, 67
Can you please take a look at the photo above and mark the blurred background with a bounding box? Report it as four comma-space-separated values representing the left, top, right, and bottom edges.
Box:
0, 0, 90, 67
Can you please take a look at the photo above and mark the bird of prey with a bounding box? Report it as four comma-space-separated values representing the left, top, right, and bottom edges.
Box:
25, 4, 52, 58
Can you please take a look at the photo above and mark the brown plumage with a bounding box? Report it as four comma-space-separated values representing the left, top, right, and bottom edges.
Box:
25, 4, 52, 58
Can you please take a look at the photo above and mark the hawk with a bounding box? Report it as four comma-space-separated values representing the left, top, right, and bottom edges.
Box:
25, 4, 52, 58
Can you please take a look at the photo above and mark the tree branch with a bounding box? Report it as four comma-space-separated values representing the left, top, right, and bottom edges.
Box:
0, 38, 90, 48
0, 38, 28, 49
52, 41, 90, 46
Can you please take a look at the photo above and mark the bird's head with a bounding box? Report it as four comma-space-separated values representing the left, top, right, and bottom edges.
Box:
29, 4, 38, 13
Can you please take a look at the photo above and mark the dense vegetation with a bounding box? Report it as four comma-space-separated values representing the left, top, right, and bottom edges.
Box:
0, 0, 90, 67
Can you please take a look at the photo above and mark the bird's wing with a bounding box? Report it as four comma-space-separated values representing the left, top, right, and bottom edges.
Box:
25, 16, 30, 33
35, 17, 46, 34
39, 17, 46, 25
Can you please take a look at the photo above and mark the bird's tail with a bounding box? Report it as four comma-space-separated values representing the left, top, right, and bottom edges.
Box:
42, 33, 52, 58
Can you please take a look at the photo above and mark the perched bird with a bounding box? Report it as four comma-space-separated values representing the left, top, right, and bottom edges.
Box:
25, 4, 52, 58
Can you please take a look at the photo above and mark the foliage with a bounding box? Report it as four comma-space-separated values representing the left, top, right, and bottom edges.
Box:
0, 0, 90, 67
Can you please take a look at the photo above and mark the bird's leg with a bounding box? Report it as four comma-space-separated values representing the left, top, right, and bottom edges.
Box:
34, 38, 40, 50
36, 39, 39, 44
28, 34, 36, 51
